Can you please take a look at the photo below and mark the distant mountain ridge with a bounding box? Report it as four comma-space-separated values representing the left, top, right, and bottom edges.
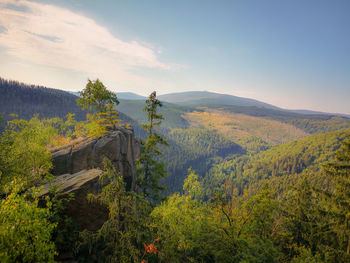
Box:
68, 91, 147, 101
158, 91, 349, 117
117, 92, 146, 100
68, 90, 348, 118
286, 109, 350, 118
158, 91, 280, 110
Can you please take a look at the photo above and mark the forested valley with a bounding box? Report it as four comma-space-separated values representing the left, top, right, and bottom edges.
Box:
0, 77, 350, 262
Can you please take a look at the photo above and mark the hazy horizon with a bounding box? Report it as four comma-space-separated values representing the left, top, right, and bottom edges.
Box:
0, 0, 349, 114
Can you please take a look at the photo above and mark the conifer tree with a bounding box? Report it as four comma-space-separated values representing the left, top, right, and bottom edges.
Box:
137, 91, 168, 203
279, 179, 325, 261
96, 103, 122, 131
324, 138, 350, 257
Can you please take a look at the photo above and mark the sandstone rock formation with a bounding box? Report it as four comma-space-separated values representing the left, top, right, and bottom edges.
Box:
50, 126, 140, 191
46, 126, 141, 231
41, 169, 106, 231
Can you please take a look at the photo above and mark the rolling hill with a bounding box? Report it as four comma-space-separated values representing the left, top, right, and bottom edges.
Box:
183, 104, 350, 134
158, 91, 279, 109
183, 109, 309, 145
117, 92, 147, 100
159, 91, 350, 117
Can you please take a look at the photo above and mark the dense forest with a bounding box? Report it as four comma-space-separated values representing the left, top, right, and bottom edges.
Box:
0, 77, 350, 262
202, 129, 349, 198
163, 128, 243, 193
0, 78, 88, 121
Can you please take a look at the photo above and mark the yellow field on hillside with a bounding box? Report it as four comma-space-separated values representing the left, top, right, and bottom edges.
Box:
183, 109, 309, 145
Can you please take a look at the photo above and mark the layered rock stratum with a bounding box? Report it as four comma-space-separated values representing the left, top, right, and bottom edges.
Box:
44, 127, 141, 230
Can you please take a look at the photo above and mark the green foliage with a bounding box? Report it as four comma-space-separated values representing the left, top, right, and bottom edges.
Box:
273, 175, 350, 263
151, 170, 278, 262
239, 186, 278, 240
276, 179, 326, 262
96, 103, 122, 130
199, 131, 350, 262
0, 183, 56, 262
0, 115, 60, 191
77, 79, 119, 113
236, 136, 271, 154
323, 138, 350, 258
203, 130, 349, 197
137, 92, 169, 203
0, 114, 81, 261
290, 248, 323, 263
166, 128, 242, 158
73, 113, 109, 138
76, 80, 122, 138
150, 170, 216, 262
287, 117, 350, 134
49, 191, 78, 257
0, 114, 82, 191
162, 128, 243, 193
142, 91, 164, 134
183, 168, 202, 199
76, 158, 150, 263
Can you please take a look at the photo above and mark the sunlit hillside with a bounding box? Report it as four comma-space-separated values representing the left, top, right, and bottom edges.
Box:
183, 109, 309, 145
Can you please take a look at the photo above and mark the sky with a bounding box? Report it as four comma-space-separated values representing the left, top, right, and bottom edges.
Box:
0, 0, 349, 114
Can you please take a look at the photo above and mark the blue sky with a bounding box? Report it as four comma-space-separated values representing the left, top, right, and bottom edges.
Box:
0, 0, 349, 114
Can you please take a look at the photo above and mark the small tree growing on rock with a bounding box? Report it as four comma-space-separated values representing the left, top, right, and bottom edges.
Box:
76, 79, 121, 137
77, 79, 119, 113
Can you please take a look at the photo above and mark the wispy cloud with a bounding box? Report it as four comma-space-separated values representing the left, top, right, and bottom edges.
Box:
0, 0, 173, 88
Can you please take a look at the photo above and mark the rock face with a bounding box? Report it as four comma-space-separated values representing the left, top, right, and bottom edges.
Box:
50, 126, 141, 191
40, 169, 103, 196
41, 169, 107, 231
47, 127, 141, 231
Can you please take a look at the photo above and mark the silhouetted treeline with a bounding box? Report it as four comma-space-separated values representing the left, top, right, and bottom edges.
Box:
0, 77, 145, 137
0, 78, 87, 121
